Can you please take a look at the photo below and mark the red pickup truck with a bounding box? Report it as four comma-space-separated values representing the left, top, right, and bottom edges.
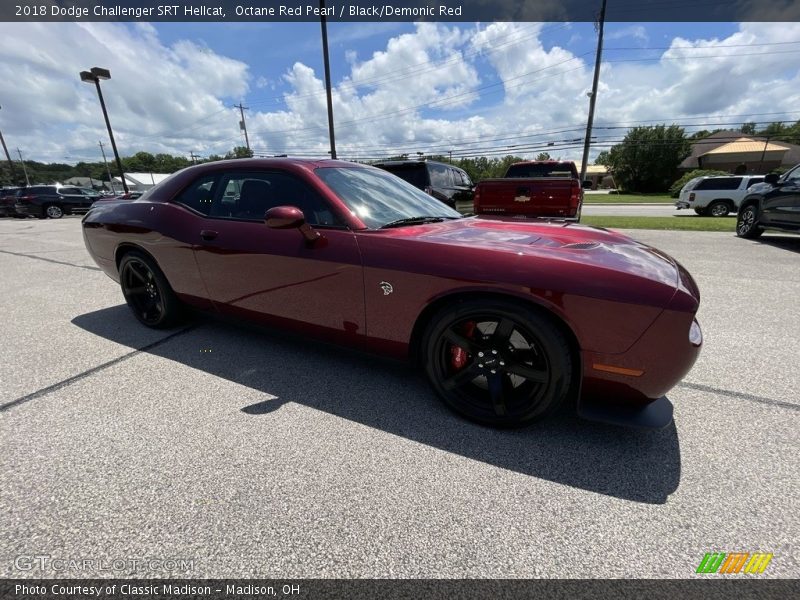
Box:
473, 161, 590, 220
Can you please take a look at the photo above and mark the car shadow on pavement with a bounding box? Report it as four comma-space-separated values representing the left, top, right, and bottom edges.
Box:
73, 306, 681, 505
755, 235, 800, 254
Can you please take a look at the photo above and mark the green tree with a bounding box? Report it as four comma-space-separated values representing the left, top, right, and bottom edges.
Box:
740, 122, 757, 135
604, 125, 691, 192
595, 150, 611, 166
535, 152, 551, 161
225, 146, 254, 159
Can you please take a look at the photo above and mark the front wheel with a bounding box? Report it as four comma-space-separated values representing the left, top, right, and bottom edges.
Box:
119, 251, 182, 328
737, 204, 764, 239
422, 299, 573, 427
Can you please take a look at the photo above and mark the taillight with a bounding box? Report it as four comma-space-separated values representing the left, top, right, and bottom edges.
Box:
473, 186, 480, 208
570, 180, 581, 206
689, 192, 695, 202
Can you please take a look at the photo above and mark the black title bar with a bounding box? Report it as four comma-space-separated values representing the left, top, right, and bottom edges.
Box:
3, 0, 800, 22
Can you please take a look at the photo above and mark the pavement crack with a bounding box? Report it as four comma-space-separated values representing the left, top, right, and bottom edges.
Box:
0, 248, 101, 271
678, 381, 798, 411
0, 326, 197, 412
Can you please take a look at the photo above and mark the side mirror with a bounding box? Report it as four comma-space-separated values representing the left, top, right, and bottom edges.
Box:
582, 180, 593, 189
265, 205, 321, 245
764, 173, 780, 185
265, 205, 305, 229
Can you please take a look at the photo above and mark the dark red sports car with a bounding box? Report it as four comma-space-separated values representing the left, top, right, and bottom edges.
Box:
82, 158, 702, 428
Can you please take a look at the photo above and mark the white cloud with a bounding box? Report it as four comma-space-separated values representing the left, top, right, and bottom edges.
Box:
1, 21, 799, 166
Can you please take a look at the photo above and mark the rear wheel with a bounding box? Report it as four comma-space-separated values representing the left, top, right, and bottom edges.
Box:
422, 299, 572, 427
707, 200, 731, 217
44, 204, 64, 219
737, 204, 764, 239
119, 251, 182, 328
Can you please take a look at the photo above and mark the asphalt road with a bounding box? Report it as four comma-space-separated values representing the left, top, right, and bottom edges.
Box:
1, 217, 798, 579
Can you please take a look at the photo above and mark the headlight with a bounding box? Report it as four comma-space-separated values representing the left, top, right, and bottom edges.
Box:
689, 319, 703, 346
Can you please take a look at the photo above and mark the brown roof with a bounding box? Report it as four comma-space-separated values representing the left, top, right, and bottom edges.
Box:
701, 138, 788, 156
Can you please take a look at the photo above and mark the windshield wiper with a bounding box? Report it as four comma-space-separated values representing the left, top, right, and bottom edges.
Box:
380, 216, 460, 229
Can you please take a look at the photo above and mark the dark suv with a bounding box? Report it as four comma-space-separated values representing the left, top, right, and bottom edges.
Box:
372, 160, 474, 208
737, 164, 800, 238
14, 186, 99, 219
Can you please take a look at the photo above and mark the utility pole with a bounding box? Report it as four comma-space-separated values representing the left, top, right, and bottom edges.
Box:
579, 0, 607, 181
320, 0, 337, 159
98, 141, 116, 193
0, 105, 17, 185
189, 151, 199, 164
17, 148, 30, 186
235, 103, 250, 152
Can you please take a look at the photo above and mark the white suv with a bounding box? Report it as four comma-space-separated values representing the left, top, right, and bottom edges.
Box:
676, 175, 765, 216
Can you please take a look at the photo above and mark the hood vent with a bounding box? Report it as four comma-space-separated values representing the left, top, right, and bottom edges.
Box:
562, 242, 601, 250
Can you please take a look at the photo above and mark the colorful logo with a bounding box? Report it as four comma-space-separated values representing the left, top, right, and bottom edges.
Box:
696, 552, 773, 574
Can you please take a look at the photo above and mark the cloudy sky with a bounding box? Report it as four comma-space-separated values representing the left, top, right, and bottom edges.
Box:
0, 20, 799, 164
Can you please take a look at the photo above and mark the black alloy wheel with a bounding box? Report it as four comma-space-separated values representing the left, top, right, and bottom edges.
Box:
423, 299, 572, 427
119, 251, 181, 328
736, 204, 764, 239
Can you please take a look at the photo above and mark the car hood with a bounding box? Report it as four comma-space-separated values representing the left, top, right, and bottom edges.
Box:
379, 216, 692, 307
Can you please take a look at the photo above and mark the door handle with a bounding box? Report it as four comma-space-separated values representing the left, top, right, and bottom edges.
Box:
200, 230, 218, 241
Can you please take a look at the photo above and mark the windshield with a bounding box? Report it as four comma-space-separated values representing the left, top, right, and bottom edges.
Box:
315, 166, 461, 229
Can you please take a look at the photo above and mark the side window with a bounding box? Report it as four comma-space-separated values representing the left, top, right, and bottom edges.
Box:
428, 163, 451, 188
695, 178, 740, 191
173, 174, 219, 215
459, 170, 473, 187
785, 167, 800, 183
746, 178, 764, 189
214, 171, 342, 226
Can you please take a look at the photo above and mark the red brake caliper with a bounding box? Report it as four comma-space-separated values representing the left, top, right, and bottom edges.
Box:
450, 321, 476, 370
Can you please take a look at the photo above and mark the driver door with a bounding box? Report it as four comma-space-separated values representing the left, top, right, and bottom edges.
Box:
762, 166, 800, 227
181, 169, 366, 346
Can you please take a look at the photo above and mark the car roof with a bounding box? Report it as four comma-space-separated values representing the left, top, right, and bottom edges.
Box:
372, 159, 455, 168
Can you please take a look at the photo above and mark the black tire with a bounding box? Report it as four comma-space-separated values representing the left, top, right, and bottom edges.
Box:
118, 251, 182, 328
44, 204, 64, 219
694, 208, 707, 216
737, 204, 764, 239
421, 299, 573, 428
707, 200, 731, 217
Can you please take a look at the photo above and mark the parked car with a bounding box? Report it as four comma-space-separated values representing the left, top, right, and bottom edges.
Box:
372, 160, 473, 208
0, 187, 20, 217
473, 161, 590, 220
736, 164, 800, 238
676, 175, 765, 217
14, 185, 99, 219
82, 158, 701, 429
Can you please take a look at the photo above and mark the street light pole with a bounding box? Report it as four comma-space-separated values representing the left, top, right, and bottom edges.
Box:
16, 148, 30, 186
81, 67, 128, 193
98, 141, 116, 193
0, 105, 17, 185
579, 0, 607, 182
319, 0, 337, 159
